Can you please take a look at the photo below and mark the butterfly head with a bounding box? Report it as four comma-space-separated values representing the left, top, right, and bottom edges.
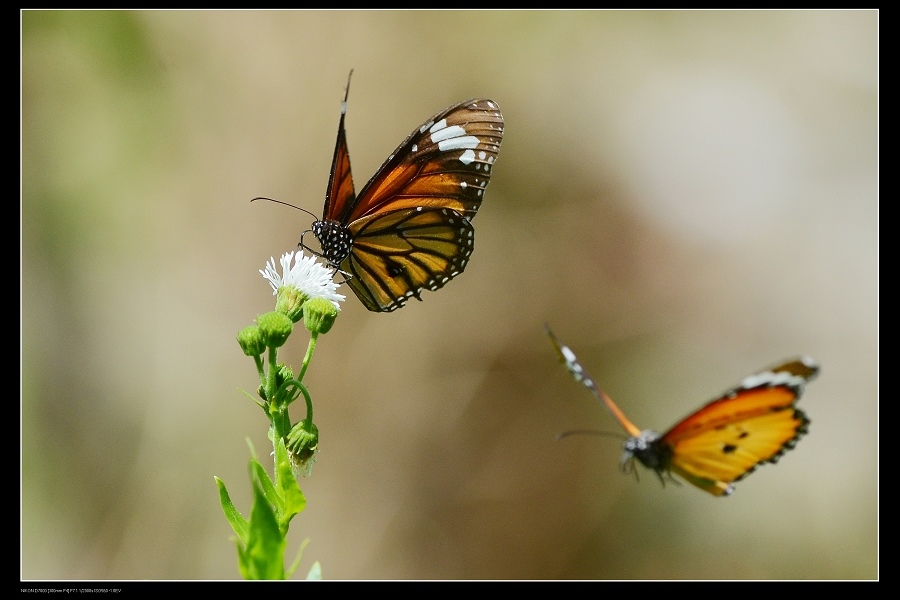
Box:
622, 429, 669, 473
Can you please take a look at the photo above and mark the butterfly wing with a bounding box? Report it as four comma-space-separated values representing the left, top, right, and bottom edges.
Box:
339, 207, 472, 312
659, 356, 819, 496
322, 72, 357, 225
546, 326, 643, 437
311, 75, 360, 269
349, 98, 503, 223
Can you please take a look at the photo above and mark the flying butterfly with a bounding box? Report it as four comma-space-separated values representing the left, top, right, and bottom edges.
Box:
546, 326, 818, 496
257, 72, 504, 312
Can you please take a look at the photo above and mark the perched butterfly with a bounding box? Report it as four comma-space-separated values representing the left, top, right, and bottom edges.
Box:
259, 72, 504, 312
546, 326, 818, 496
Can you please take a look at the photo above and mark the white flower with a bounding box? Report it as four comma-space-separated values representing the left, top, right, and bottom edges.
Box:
260, 251, 345, 310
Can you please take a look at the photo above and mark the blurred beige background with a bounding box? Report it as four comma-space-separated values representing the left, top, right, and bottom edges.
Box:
22, 10, 877, 580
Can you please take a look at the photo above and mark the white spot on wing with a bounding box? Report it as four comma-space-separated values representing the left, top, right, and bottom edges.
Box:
438, 135, 480, 152
799, 355, 819, 370
431, 125, 467, 143
428, 119, 448, 134
459, 149, 476, 165
740, 371, 805, 390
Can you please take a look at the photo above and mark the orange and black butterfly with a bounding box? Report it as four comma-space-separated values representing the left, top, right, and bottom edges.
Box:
546, 327, 818, 496
268, 72, 504, 312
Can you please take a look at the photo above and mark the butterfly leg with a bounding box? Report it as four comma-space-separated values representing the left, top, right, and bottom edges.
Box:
299, 229, 327, 259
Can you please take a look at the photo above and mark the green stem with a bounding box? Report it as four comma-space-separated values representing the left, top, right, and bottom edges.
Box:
265, 347, 292, 440
265, 346, 279, 410
296, 331, 318, 383
296, 381, 313, 424
270, 408, 292, 442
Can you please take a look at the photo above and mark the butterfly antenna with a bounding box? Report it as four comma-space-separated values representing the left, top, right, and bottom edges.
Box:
251, 197, 329, 261
555, 429, 626, 442
250, 197, 320, 221
545, 324, 643, 438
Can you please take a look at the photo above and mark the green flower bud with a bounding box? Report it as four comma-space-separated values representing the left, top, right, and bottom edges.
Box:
286, 420, 319, 478
256, 311, 293, 348
237, 325, 266, 357
303, 297, 339, 335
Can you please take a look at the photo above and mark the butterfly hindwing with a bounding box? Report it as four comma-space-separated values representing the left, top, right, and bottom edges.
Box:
665, 408, 809, 495
343, 207, 475, 312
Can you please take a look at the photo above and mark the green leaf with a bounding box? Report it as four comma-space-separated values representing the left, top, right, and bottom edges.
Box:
249, 458, 283, 514
275, 438, 306, 529
215, 476, 249, 545
238, 474, 286, 580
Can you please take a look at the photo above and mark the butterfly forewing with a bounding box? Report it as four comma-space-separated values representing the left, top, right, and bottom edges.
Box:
660, 357, 818, 445
322, 103, 356, 225
347, 99, 503, 222
660, 356, 818, 494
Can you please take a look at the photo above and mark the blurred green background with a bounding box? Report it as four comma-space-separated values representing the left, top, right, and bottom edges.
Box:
22, 10, 877, 580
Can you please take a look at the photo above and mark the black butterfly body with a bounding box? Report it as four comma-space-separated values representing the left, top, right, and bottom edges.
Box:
310, 77, 504, 312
